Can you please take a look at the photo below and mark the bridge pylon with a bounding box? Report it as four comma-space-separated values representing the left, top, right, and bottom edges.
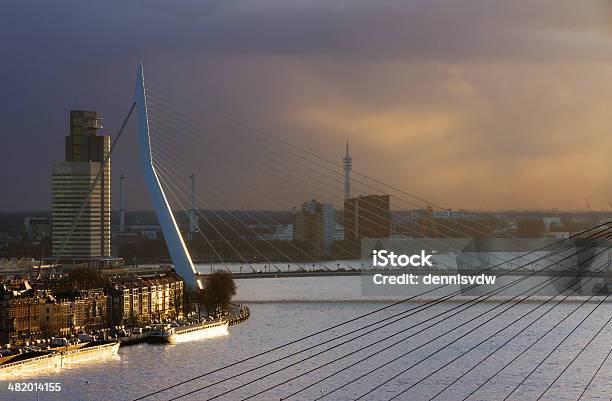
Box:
134, 62, 202, 290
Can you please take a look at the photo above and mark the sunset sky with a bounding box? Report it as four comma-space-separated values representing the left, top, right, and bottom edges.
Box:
2, 0, 612, 211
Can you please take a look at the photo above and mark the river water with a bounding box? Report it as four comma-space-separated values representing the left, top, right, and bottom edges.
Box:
2, 276, 612, 401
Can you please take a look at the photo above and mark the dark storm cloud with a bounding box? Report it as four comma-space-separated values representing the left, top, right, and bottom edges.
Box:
1, 0, 611, 211
4, 0, 610, 62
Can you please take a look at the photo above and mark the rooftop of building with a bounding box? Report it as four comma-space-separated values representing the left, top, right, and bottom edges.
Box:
109, 271, 183, 291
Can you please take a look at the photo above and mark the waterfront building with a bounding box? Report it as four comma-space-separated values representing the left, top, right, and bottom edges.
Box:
0, 281, 46, 344
293, 199, 334, 253
52, 110, 111, 260
40, 289, 107, 337
344, 194, 391, 241
39, 295, 71, 337
107, 272, 184, 326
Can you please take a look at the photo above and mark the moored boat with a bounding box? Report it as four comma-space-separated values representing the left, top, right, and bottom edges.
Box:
0, 341, 120, 377
148, 319, 229, 343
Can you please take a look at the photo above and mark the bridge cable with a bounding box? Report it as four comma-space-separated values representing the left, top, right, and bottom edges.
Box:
577, 343, 612, 400
458, 289, 612, 399
533, 311, 612, 401
424, 279, 612, 401
499, 301, 610, 401
390, 292, 611, 401
421, 281, 612, 400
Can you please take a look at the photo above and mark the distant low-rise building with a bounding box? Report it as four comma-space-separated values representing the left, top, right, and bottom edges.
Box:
24, 217, 50, 242
433, 209, 462, 219
333, 223, 345, 241
344, 195, 391, 241
249, 224, 293, 241
293, 200, 334, 254
121, 224, 161, 240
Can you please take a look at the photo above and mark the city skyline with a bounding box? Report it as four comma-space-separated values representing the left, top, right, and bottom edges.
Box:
2, 1, 612, 211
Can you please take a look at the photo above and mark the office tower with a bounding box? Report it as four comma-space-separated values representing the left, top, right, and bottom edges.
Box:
293, 199, 334, 253
52, 111, 111, 259
343, 140, 352, 200
344, 194, 391, 241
